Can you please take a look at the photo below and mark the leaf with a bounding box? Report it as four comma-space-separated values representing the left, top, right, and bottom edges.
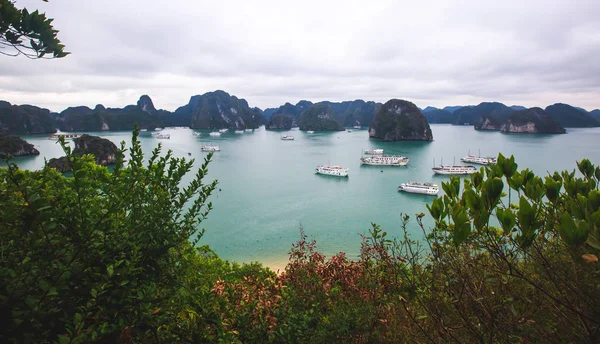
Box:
151, 308, 161, 315
582, 254, 598, 263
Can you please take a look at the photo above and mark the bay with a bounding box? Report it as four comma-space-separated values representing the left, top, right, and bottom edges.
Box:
11, 125, 600, 269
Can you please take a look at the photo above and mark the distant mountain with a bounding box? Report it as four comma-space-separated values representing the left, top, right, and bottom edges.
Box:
0, 101, 56, 135
424, 109, 455, 124
454, 102, 512, 125
589, 109, 600, 120
319, 100, 381, 127
443, 106, 466, 113
476, 107, 566, 134
298, 104, 343, 131
510, 105, 527, 111
545, 103, 600, 128
56, 96, 166, 131
174, 90, 265, 130
265, 114, 294, 130
421, 106, 440, 113
270, 101, 313, 121
261, 108, 278, 120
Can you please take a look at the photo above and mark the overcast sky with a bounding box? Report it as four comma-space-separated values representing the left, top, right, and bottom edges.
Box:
1, 0, 599, 112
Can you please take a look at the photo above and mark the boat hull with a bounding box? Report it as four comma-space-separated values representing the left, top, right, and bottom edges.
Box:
432, 169, 476, 175
398, 185, 438, 195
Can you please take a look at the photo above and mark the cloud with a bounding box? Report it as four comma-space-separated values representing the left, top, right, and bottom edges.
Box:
2, 0, 599, 112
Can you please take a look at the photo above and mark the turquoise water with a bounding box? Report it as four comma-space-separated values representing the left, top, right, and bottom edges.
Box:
12, 125, 600, 268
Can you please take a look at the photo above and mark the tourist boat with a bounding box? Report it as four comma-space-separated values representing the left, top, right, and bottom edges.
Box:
360, 155, 409, 166
307, 130, 315, 134
201, 145, 220, 152
432, 165, 477, 175
192, 132, 201, 136
353, 125, 361, 129
157, 133, 170, 139
47, 133, 82, 141
154, 127, 162, 131
234, 130, 244, 134
140, 129, 147, 132
245, 129, 253, 132
209, 131, 221, 137
346, 129, 352, 132
315, 165, 349, 177
363, 149, 384, 155
281, 135, 294, 140
460, 150, 497, 165
219, 128, 228, 133
398, 181, 439, 195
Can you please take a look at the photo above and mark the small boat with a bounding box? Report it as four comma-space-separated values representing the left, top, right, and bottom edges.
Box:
209, 132, 221, 137
281, 135, 294, 140
361, 155, 408, 166
398, 181, 439, 195
432, 165, 477, 175
201, 145, 220, 152
157, 133, 170, 139
461, 150, 497, 165
234, 130, 244, 134
48, 133, 82, 141
192, 132, 201, 136
315, 165, 349, 177
140, 129, 148, 132
154, 127, 163, 131
307, 130, 315, 134
363, 149, 384, 155
245, 129, 253, 132
353, 125, 361, 129
347, 129, 352, 132
219, 128, 228, 133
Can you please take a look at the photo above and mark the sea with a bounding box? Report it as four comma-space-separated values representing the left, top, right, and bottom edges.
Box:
11, 125, 600, 270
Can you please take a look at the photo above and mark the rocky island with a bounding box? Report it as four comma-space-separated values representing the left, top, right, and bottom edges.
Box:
0, 133, 40, 158
0, 101, 56, 135
265, 114, 294, 130
475, 107, 566, 134
47, 135, 118, 172
298, 104, 344, 131
368, 99, 433, 141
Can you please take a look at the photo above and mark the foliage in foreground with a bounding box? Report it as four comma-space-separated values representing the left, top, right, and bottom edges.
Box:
0, 0, 68, 58
1, 129, 599, 343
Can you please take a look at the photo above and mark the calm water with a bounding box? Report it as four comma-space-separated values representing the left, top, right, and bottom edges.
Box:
12, 125, 600, 268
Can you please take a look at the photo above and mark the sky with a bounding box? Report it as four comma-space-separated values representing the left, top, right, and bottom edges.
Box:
1, 0, 600, 112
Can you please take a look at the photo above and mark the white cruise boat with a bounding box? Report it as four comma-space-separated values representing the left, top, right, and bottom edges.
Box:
281, 135, 294, 140
157, 133, 170, 139
154, 127, 162, 131
219, 128, 228, 133
346, 129, 352, 132
201, 145, 220, 152
360, 155, 409, 166
432, 165, 477, 175
245, 128, 253, 132
48, 133, 81, 141
353, 125, 361, 129
398, 181, 439, 195
234, 130, 244, 134
460, 151, 497, 165
307, 130, 315, 134
140, 129, 147, 132
315, 165, 349, 177
363, 149, 383, 155
192, 132, 201, 136
209, 131, 221, 137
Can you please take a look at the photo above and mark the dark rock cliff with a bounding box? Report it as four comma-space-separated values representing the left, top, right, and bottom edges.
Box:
369, 99, 433, 141
47, 135, 118, 172
0, 133, 40, 158
298, 104, 344, 131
